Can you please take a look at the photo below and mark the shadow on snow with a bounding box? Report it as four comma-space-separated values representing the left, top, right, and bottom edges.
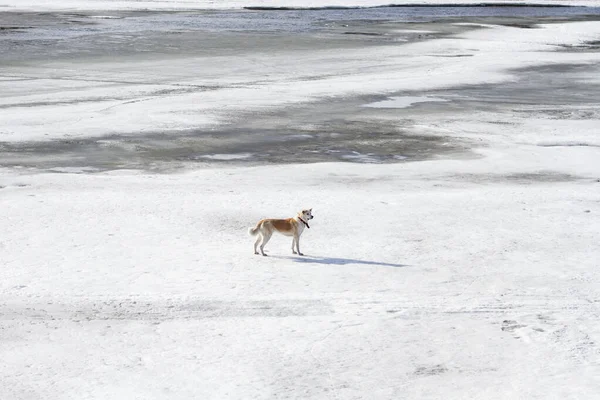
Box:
273, 255, 408, 268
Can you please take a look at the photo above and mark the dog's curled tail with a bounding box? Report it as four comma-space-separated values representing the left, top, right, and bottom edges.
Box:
248, 223, 260, 236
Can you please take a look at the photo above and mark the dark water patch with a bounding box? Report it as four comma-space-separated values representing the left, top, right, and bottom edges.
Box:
243, 5, 600, 18
498, 22, 538, 28
344, 31, 385, 36
2, 8, 600, 64
558, 40, 600, 52
245, 4, 580, 10
0, 26, 31, 31
422, 63, 600, 110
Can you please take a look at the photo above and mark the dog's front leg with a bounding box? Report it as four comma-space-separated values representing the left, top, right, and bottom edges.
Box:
295, 235, 304, 256
292, 236, 297, 254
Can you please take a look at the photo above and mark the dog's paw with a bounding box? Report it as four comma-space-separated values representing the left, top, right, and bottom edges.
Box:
298, 252, 304, 256
292, 251, 297, 254
262, 253, 268, 257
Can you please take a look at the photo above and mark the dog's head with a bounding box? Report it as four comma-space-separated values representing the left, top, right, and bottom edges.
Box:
300, 208, 314, 220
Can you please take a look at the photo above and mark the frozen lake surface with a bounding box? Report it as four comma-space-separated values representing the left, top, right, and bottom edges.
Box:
1, 4, 600, 400
1, 6, 600, 170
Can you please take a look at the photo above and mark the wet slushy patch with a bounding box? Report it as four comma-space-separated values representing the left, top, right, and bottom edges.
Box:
447, 171, 585, 184
0, 126, 467, 171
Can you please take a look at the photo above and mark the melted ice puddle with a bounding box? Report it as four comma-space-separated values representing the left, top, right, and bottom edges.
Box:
363, 96, 447, 109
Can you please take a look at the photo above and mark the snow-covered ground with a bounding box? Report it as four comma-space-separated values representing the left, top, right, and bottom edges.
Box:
2, 147, 599, 399
1, 4, 600, 400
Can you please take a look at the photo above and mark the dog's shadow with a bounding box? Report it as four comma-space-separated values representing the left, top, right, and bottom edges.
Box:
273, 255, 408, 268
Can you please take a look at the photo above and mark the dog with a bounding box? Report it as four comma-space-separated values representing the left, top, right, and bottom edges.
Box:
248, 209, 314, 256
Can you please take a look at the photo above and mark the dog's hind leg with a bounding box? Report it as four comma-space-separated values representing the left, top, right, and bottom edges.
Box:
254, 235, 262, 255
259, 232, 272, 256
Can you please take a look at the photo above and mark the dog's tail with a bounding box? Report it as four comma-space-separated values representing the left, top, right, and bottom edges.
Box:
248, 223, 261, 236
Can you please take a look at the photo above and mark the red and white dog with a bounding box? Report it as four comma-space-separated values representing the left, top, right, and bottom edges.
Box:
248, 209, 314, 256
